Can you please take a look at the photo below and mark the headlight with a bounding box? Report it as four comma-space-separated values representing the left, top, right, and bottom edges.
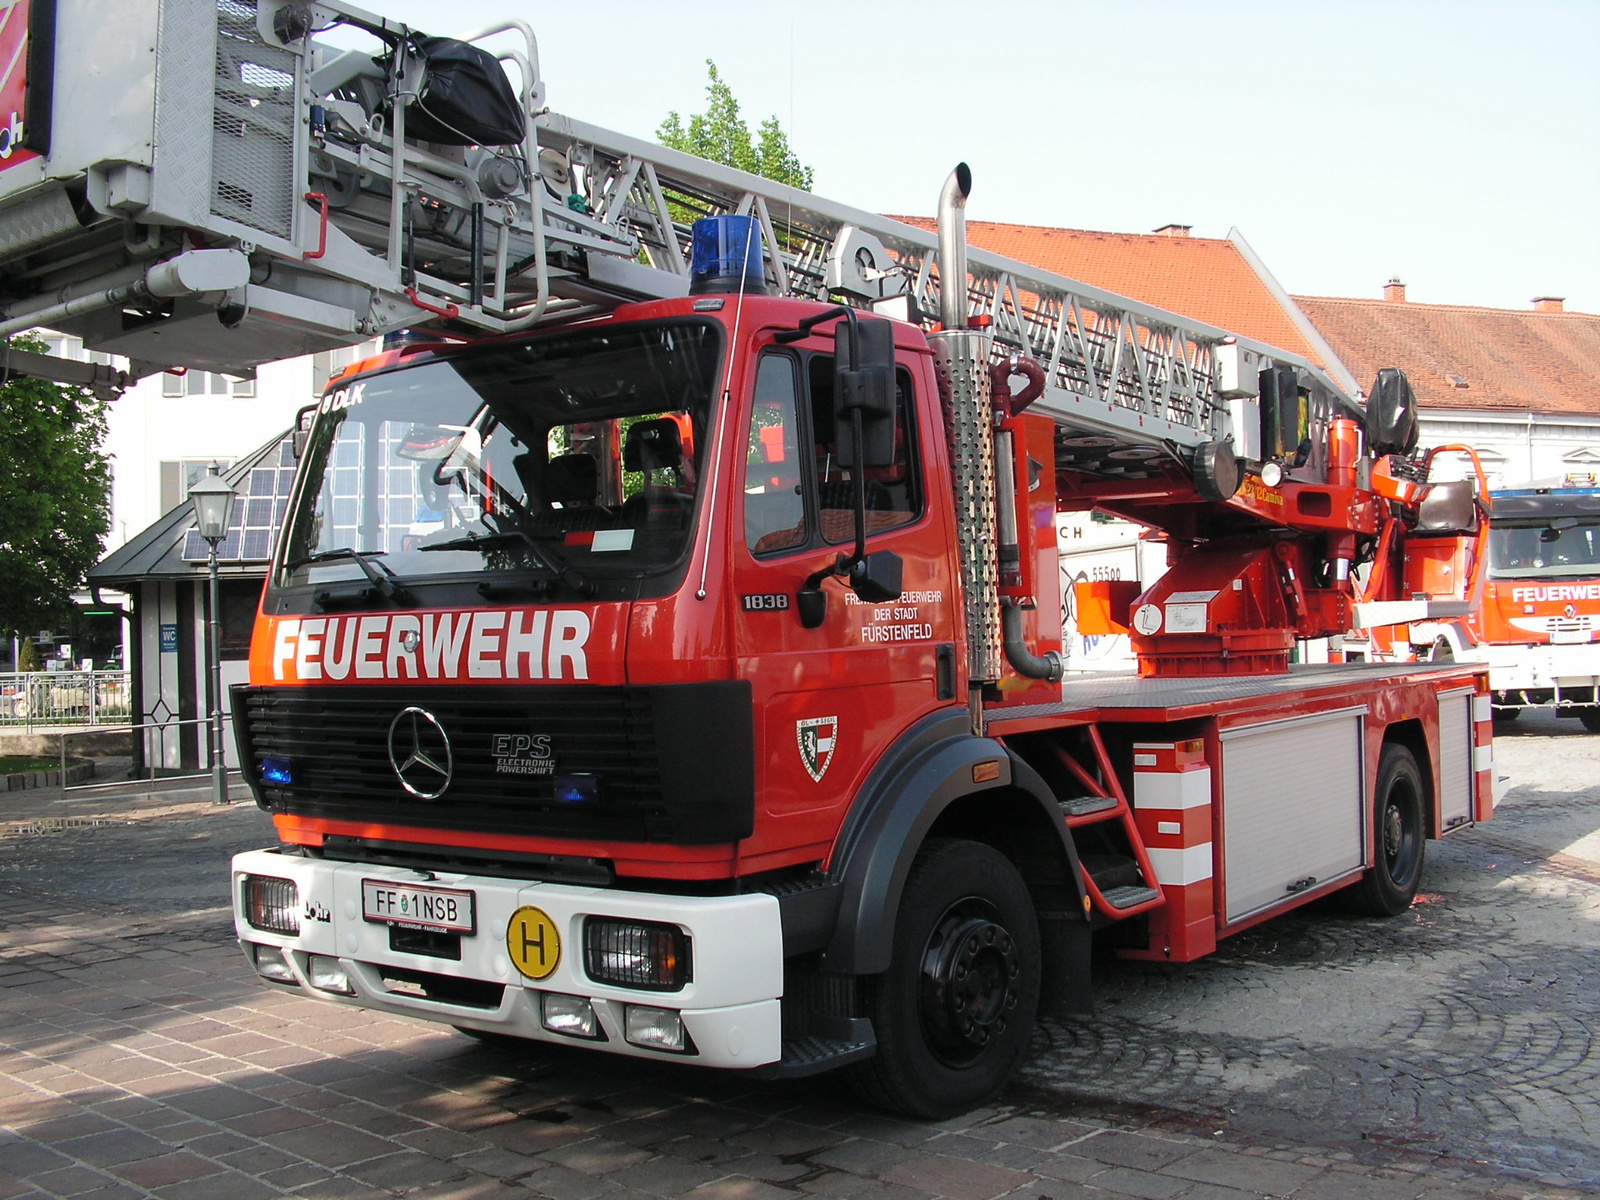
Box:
246, 943, 295, 983
540, 993, 602, 1040
583, 918, 690, 991
624, 1005, 687, 1053
307, 955, 355, 996
241, 875, 300, 935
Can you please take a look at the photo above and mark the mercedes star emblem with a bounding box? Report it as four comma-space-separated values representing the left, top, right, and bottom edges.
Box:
387, 706, 454, 799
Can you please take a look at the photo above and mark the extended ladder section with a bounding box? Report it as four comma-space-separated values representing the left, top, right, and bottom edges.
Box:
0, 0, 1352, 467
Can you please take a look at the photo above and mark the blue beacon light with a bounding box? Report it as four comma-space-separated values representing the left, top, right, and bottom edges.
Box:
689, 215, 767, 296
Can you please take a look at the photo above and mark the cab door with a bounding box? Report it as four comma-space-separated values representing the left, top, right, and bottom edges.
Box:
731, 333, 960, 867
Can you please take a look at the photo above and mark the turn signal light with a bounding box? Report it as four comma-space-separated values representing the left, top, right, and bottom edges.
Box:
242, 875, 300, 935
583, 918, 690, 991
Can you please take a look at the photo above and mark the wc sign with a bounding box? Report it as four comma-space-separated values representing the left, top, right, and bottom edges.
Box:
0, 0, 53, 173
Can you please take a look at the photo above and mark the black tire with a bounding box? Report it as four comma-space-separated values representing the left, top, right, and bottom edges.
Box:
1580, 709, 1600, 734
1491, 706, 1520, 725
848, 839, 1040, 1119
1342, 744, 1427, 916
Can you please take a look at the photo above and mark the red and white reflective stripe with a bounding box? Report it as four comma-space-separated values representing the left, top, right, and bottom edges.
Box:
1132, 742, 1213, 887
1472, 692, 1497, 815
1131, 740, 1216, 962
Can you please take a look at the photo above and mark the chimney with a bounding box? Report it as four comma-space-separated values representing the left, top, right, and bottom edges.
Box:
1153, 223, 1191, 237
1383, 277, 1406, 303
1532, 296, 1565, 313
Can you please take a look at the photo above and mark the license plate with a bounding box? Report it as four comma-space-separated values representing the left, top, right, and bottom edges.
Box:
362, 879, 475, 934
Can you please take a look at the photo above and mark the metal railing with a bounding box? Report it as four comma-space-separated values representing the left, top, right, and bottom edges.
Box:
0, 671, 132, 728
62, 714, 239, 800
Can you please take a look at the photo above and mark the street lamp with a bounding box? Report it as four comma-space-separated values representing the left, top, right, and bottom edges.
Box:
190, 465, 238, 806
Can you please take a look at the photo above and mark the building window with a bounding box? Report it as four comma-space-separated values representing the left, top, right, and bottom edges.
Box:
160, 459, 234, 513
161, 371, 253, 397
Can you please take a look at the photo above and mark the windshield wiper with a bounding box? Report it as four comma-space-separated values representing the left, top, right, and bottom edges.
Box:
420, 530, 593, 598
284, 547, 416, 607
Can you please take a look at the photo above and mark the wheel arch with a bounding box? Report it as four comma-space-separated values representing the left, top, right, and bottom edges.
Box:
821, 710, 1088, 978
1379, 717, 1436, 839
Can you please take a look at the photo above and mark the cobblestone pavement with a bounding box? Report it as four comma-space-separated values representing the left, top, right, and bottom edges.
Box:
0, 714, 1595, 1200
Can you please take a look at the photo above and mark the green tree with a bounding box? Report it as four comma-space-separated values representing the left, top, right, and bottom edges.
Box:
0, 335, 112, 640
657, 60, 813, 190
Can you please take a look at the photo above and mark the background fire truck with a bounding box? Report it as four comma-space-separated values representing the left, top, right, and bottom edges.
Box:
0, 0, 1499, 1117
1365, 476, 1600, 730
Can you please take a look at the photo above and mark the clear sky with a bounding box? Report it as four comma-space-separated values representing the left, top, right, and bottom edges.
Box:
361, 0, 1600, 314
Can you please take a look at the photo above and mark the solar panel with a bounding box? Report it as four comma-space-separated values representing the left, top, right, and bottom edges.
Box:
180, 438, 297, 564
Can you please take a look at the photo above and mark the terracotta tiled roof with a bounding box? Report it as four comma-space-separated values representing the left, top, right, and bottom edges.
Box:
1291, 296, 1600, 414
892, 216, 1330, 370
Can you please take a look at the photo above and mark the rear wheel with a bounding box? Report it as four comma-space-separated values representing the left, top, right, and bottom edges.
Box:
848, 838, 1040, 1119
1342, 744, 1426, 916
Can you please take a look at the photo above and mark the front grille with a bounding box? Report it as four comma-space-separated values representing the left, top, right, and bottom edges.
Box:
234, 682, 754, 845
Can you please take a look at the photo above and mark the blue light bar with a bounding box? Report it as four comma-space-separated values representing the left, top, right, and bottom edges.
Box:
261, 757, 294, 786
689, 215, 766, 296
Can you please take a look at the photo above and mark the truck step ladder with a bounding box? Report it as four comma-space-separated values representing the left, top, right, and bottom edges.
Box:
1047, 732, 1166, 920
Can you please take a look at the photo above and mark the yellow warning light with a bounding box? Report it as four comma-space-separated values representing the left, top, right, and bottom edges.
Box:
972, 761, 1001, 783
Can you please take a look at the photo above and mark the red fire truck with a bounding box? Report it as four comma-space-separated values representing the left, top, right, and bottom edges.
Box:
229, 172, 1502, 1118
0, 1, 1496, 1118
1364, 477, 1600, 729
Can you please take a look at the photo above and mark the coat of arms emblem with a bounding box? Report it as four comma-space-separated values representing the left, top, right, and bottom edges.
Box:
796, 716, 838, 782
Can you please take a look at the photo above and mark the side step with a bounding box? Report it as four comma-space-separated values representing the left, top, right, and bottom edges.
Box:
1099, 885, 1163, 910
1060, 795, 1119, 819
759, 1034, 877, 1079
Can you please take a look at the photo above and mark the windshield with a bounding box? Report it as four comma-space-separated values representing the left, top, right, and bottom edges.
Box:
277, 320, 721, 594
1487, 518, 1600, 579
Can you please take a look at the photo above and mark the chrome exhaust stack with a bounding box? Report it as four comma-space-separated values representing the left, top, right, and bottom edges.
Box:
937, 163, 972, 330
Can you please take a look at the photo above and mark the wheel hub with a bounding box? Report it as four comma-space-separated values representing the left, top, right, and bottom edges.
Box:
1383, 804, 1404, 860
918, 906, 1020, 1066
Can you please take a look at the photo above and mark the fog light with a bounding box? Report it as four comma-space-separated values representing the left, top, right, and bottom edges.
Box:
584, 917, 690, 991
540, 992, 602, 1040
624, 1005, 687, 1053
242, 875, 300, 935
248, 943, 295, 984
307, 955, 356, 996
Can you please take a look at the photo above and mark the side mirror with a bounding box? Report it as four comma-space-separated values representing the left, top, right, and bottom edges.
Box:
848, 549, 903, 603
1367, 367, 1419, 457
291, 404, 317, 459
834, 317, 896, 469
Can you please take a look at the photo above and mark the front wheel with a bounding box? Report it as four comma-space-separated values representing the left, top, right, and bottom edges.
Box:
848, 838, 1041, 1119
1341, 743, 1426, 916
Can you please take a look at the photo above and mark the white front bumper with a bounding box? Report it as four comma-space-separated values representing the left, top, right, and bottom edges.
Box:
1478, 640, 1600, 695
231, 849, 784, 1068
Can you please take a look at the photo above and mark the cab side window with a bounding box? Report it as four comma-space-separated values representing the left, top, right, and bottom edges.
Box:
745, 355, 806, 553
808, 357, 920, 544
744, 349, 922, 556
